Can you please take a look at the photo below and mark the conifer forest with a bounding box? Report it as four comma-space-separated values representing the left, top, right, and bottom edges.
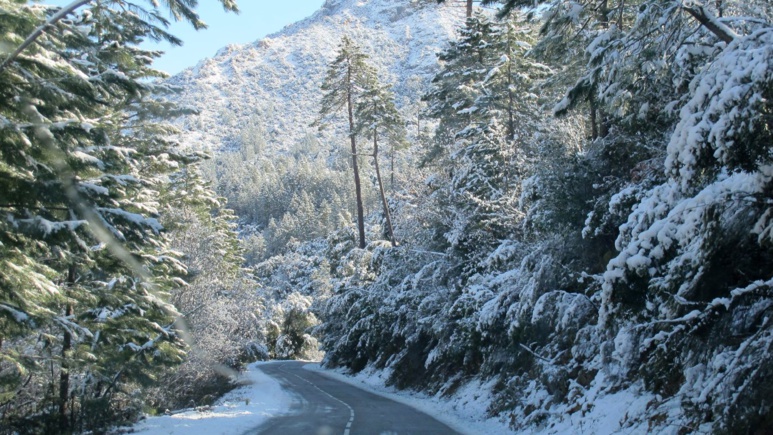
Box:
0, 0, 771, 433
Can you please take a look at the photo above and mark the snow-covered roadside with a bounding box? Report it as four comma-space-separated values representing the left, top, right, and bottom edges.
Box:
304, 364, 659, 435
303, 363, 513, 435
130, 361, 292, 435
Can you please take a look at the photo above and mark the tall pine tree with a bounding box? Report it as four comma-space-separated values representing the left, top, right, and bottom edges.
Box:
317, 36, 375, 249
355, 81, 406, 247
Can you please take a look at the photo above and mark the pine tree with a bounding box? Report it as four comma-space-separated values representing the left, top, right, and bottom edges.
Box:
317, 36, 376, 249
355, 81, 406, 246
156, 165, 264, 409
528, 0, 773, 430
0, 0, 238, 430
445, 121, 515, 271
422, 11, 501, 165
476, 19, 548, 142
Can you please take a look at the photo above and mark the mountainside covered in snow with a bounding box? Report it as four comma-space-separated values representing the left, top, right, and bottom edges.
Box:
169, 0, 465, 152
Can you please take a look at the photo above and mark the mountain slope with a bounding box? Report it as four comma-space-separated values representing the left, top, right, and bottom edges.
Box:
168, 0, 465, 152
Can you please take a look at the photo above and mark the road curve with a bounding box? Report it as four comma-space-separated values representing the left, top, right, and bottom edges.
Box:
248, 361, 460, 435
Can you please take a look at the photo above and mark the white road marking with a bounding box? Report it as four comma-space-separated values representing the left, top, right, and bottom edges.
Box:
279, 364, 355, 435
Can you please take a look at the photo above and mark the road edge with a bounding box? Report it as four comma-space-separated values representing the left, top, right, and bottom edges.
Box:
302, 363, 512, 435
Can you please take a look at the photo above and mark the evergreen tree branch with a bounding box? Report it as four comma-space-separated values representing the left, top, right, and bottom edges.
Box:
0, 0, 94, 75
682, 3, 737, 43
0, 204, 70, 211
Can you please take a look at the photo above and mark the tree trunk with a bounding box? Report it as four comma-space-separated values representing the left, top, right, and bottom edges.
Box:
599, 108, 610, 138
682, 4, 734, 43
506, 48, 515, 141
600, 0, 610, 27
58, 266, 75, 432
504, 48, 515, 192
373, 133, 396, 247
390, 143, 395, 191
590, 96, 599, 140
347, 66, 367, 249
466, 0, 473, 18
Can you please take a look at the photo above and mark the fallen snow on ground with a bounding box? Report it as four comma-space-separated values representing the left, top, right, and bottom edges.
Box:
303, 363, 660, 435
131, 361, 292, 435
303, 363, 513, 435
132, 361, 657, 434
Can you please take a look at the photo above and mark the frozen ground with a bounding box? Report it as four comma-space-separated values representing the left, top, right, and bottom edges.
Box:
130, 361, 292, 435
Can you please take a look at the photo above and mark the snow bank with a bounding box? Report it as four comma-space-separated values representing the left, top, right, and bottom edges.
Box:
304, 363, 665, 435
131, 362, 292, 435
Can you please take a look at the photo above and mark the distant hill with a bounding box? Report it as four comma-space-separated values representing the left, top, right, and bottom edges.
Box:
167, 0, 466, 153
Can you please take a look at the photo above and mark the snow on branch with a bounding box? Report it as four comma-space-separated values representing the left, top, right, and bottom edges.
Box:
0, 303, 31, 324
681, 3, 738, 44
0, 0, 94, 74
666, 28, 772, 189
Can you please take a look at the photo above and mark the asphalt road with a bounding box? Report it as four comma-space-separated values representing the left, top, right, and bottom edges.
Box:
249, 361, 461, 435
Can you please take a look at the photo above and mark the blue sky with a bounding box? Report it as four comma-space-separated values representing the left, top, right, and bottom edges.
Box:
40, 1, 325, 75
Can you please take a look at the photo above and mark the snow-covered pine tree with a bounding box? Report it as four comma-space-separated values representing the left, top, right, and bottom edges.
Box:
530, 0, 773, 430
155, 164, 265, 409
444, 121, 513, 272
0, 0, 238, 431
476, 18, 549, 144
596, 5, 773, 431
421, 12, 541, 265
422, 11, 501, 166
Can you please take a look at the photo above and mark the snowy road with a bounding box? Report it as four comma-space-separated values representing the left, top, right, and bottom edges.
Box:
250, 361, 460, 435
